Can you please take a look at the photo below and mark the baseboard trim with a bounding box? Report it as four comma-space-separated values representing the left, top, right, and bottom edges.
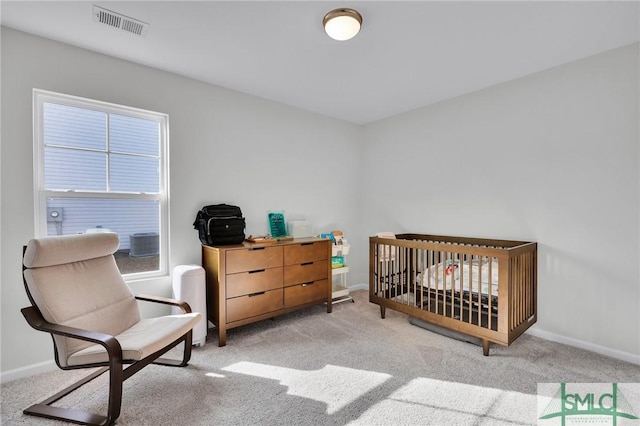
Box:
348, 283, 368, 292
1, 360, 57, 383
350, 283, 639, 365
526, 328, 640, 365
3, 290, 638, 381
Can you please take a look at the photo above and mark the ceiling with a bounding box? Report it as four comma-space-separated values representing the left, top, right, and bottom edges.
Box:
1, 1, 639, 124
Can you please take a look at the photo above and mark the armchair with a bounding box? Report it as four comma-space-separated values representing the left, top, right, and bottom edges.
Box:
20, 232, 202, 425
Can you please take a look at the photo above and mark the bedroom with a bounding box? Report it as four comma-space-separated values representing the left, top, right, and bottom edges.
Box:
0, 1, 638, 421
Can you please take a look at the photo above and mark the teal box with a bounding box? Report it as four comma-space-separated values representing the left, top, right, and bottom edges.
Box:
331, 256, 344, 269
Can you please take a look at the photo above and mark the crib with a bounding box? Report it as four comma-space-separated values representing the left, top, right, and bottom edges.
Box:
369, 233, 537, 355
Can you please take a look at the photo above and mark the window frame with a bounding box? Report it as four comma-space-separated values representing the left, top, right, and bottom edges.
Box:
33, 89, 170, 280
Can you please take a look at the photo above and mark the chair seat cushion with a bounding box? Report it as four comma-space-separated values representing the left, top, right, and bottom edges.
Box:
67, 313, 201, 366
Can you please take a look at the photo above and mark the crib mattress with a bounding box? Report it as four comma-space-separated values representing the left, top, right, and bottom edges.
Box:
420, 258, 499, 297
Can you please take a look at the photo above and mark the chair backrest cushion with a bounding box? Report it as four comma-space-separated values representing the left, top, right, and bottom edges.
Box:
23, 233, 141, 367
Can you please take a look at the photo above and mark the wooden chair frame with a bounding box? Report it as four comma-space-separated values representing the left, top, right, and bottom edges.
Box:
21, 256, 195, 425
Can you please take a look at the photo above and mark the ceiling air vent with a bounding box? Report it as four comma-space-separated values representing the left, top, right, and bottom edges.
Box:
93, 5, 149, 37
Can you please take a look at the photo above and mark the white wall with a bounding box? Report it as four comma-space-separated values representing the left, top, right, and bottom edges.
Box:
0, 27, 363, 374
362, 43, 640, 360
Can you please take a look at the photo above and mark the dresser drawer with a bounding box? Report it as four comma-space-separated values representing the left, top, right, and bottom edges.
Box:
283, 241, 328, 265
226, 288, 284, 323
226, 267, 283, 299
284, 279, 328, 308
226, 246, 283, 274
283, 260, 328, 286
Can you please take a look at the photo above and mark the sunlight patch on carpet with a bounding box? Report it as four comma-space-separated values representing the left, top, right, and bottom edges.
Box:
221, 362, 391, 414
352, 377, 538, 425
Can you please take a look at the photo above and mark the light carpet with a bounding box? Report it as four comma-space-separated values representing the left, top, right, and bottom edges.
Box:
2, 290, 639, 425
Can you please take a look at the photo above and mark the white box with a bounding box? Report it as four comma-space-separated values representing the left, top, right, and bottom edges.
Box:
288, 220, 313, 238
332, 242, 350, 257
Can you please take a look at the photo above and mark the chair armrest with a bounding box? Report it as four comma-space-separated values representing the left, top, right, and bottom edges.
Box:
135, 294, 192, 313
21, 306, 122, 358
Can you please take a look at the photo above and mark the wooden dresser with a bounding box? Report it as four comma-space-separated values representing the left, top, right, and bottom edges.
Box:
201, 238, 332, 346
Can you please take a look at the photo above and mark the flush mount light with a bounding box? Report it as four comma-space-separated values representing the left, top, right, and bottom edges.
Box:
323, 8, 362, 41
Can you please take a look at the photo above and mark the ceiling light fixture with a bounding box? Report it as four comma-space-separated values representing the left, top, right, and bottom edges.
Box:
323, 8, 362, 41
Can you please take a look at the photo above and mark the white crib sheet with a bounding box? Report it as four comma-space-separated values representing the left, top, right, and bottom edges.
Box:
421, 258, 499, 297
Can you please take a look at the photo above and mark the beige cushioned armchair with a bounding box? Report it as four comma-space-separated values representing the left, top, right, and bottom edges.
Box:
21, 232, 202, 425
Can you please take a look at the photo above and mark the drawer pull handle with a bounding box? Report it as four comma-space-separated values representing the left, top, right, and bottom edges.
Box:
300, 242, 314, 246
301, 282, 315, 287
248, 269, 266, 274
248, 291, 266, 297
301, 262, 314, 266
249, 247, 265, 251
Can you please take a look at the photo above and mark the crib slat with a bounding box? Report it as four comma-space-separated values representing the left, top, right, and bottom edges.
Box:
523, 253, 528, 320
516, 255, 522, 329
445, 251, 451, 320
511, 256, 516, 330
520, 254, 525, 322
397, 245, 401, 302
498, 256, 509, 334
519, 255, 525, 326
527, 252, 533, 318
475, 256, 479, 327
427, 248, 432, 313
510, 256, 515, 331
435, 251, 440, 315
487, 256, 493, 331
420, 248, 424, 309
467, 255, 473, 325
410, 246, 414, 307
451, 251, 455, 321
419, 247, 423, 308
515, 255, 520, 330
520, 255, 524, 329
525, 254, 530, 319
458, 252, 463, 321
400, 246, 404, 301
402, 245, 406, 304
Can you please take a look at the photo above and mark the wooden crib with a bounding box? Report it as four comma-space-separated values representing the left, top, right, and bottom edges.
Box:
369, 233, 537, 355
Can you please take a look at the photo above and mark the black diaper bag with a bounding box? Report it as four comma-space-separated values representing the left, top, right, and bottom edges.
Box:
193, 204, 246, 246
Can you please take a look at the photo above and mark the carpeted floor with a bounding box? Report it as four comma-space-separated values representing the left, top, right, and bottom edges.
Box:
2, 290, 639, 425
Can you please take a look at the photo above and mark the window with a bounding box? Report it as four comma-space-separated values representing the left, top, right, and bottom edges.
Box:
33, 89, 169, 278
